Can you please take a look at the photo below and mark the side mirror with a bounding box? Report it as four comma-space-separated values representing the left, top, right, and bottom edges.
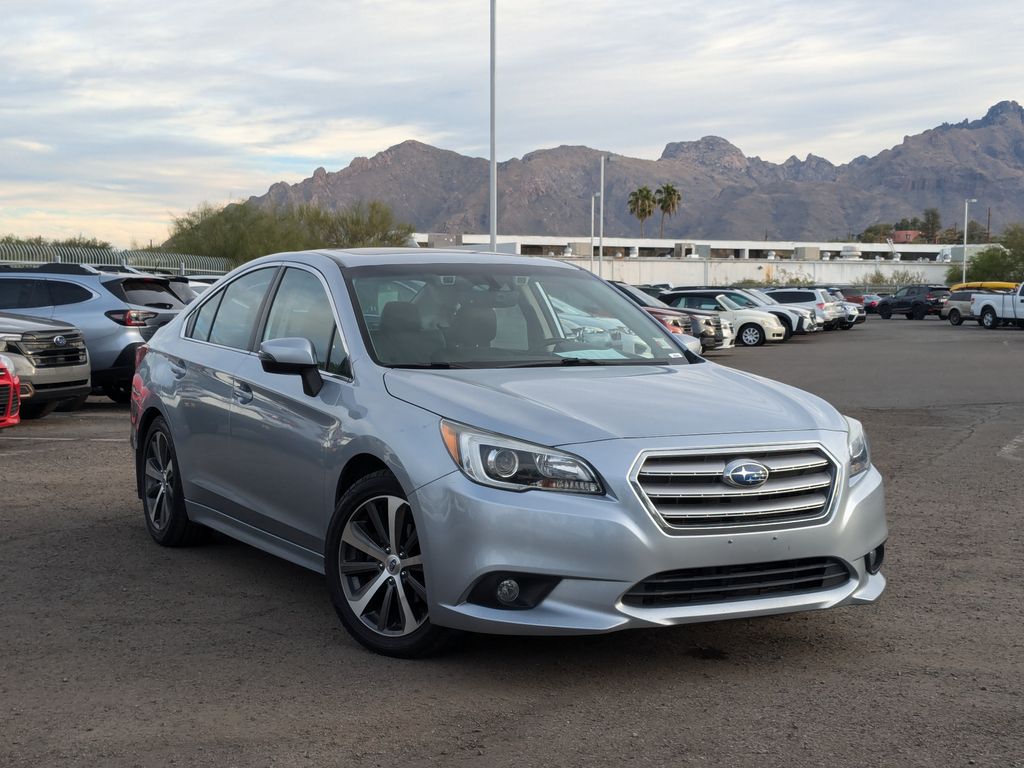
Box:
258, 337, 323, 397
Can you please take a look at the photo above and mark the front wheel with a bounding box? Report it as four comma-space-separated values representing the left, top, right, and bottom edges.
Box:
878, 305, 892, 319
981, 308, 999, 329
948, 309, 963, 326
911, 304, 927, 320
738, 323, 766, 347
326, 471, 455, 658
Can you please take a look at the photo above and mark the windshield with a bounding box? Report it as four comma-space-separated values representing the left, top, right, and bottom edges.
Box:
614, 281, 670, 309
717, 295, 743, 311
347, 264, 694, 368
748, 288, 778, 305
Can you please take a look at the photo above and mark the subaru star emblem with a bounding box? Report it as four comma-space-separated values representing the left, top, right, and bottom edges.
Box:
53, 335, 67, 347
722, 459, 770, 488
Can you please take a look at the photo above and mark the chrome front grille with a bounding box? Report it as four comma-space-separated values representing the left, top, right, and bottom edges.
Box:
633, 446, 839, 532
14, 331, 88, 368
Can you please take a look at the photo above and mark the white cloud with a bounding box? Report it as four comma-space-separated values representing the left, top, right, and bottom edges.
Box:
0, 0, 1022, 245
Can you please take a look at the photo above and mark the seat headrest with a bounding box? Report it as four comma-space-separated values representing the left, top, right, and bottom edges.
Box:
450, 303, 497, 348
380, 301, 421, 332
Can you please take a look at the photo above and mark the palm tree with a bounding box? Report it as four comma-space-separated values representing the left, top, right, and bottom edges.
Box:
655, 183, 682, 238
627, 186, 656, 237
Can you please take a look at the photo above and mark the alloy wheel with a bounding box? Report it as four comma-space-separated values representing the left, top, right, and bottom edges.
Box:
740, 326, 763, 346
338, 495, 428, 637
143, 430, 176, 532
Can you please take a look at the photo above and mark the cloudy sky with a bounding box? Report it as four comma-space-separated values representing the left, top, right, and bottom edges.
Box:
1, 0, 1021, 247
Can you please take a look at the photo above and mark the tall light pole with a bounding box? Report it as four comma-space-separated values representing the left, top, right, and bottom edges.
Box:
489, 0, 497, 251
962, 198, 977, 283
589, 193, 600, 273
598, 155, 606, 277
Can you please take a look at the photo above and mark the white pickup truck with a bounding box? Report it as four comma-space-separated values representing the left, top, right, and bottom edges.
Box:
972, 283, 1024, 329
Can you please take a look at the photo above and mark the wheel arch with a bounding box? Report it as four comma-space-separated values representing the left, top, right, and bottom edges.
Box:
335, 452, 395, 503
134, 405, 167, 499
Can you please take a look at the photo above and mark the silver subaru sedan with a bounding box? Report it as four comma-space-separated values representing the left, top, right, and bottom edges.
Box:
130, 249, 887, 657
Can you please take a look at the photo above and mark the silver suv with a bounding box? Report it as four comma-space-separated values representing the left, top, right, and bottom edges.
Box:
0, 265, 193, 402
0, 312, 91, 418
131, 249, 887, 657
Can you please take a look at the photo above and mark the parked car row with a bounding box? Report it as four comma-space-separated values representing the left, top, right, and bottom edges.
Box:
0, 262, 215, 421
624, 284, 865, 348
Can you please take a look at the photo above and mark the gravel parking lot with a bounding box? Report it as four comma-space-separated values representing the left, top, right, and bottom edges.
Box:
2, 318, 1022, 768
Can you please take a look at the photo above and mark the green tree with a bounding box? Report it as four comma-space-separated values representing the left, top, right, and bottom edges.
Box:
164, 200, 414, 266
858, 223, 893, 242
921, 208, 942, 242
944, 224, 1024, 283
627, 186, 656, 237
0, 233, 111, 249
654, 183, 682, 238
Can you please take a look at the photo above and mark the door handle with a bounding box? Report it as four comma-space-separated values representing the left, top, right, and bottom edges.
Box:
234, 380, 254, 405
168, 358, 187, 379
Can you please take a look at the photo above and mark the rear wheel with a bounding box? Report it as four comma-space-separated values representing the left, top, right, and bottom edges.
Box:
326, 471, 455, 658
981, 308, 999, 329
738, 323, 766, 347
141, 417, 205, 546
948, 309, 963, 326
103, 381, 132, 404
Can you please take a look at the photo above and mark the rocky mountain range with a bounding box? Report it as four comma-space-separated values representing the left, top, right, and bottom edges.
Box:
247, 101, 1024, 241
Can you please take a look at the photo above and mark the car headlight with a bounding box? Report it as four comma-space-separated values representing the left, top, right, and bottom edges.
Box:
0, 352, 17, 373
0, 334, 20, 353
845, 416, 871, 481
440, 420, 603, 494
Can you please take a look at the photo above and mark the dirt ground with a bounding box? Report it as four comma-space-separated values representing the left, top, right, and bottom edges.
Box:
1, 318, 1022, 767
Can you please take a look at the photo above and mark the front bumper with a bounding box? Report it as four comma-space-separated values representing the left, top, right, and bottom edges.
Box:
411, 431, 887, 635
7, 355, 92, 404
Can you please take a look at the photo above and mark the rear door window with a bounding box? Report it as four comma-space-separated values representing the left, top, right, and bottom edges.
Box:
207, 268, 278, 350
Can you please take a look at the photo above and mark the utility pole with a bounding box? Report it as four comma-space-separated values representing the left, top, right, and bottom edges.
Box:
598, 155, 605, 277
489, 0, 497, 252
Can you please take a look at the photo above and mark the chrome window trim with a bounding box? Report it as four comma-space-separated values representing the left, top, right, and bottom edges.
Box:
180, 260, 353, 383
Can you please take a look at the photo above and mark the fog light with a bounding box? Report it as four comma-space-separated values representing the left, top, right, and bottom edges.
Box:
865, 543, 886, 574
496, 579, 520, 605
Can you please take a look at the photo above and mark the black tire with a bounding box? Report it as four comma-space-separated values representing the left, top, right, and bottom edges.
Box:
780, 318, 793, 340
904, 312, 914, 320
325, 470, 455, 658
948, 309, 963, 326
18, 400, 59, 420
57, 393, 90, 412
103, 381, 132, 404
839, 322, 853, 330
981, 308, 999, 330
878, 305, 892, 320
737, 323, 766, 347
140, 417, 205, 546
911, 304, 927, 320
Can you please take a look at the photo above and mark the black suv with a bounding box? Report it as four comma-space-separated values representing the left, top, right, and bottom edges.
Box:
876, 285, 950, 320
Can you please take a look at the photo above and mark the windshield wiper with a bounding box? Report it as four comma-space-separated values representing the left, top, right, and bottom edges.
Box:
511, 357, 610, 367
389, 362, 472, 369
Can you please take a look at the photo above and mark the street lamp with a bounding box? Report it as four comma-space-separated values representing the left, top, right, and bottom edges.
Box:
598, 155, 606, 277
589, 193, 601, 273
962, 198, 977, 283
489, 0, 497, 252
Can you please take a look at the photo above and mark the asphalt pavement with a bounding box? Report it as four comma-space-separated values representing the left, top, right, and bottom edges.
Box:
1, 316, 1022, 767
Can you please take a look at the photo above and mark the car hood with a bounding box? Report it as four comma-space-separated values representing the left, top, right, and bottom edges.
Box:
0, 312, 78, 334
383, 362, 846, 447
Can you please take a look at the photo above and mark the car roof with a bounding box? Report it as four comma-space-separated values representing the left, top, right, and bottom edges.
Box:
263, 248, 578, 271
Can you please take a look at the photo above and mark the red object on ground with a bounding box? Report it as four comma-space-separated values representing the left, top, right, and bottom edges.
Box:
0, 358, 21, 428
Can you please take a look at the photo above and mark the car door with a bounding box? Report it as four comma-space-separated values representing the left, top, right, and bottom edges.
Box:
228, 265, 351, 553
169, 265, 279, 518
